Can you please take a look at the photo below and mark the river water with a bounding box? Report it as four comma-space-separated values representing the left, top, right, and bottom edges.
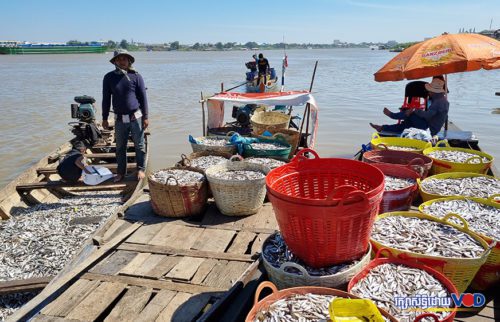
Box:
1, 49, 499, 188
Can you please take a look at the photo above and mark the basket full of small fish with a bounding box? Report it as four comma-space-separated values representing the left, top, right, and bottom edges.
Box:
418, 172, 500, 202
261, 232, 371, 290
423, 141, 493, 174
242, 138, 291, 161
244, 157, 287, 170
348, 249, 458, 322
246, 281, 397, 322
189, 135, 237, 154
148, 167, 208, 217
420, 196, 500, 290
362, 149, 434, 178
205, 156, 269, 216
176, 151, 232, 173
371, 163, 420, 213
370, 211, 490, 293
371, 133, 432, 154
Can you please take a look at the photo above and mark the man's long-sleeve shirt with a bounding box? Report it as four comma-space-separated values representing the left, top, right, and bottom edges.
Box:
413, 93, 449, 136
102, 70, 148, 121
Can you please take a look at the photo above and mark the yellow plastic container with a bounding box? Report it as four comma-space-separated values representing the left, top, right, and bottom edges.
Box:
423, 140, 493, 175
370, 211, 491, 293
418, 172, 500, 202
329, 298, 385, 322
370, 133, 432, 154
419, 196, 500, 290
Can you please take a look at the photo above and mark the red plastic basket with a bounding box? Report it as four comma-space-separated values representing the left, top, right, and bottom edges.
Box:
348, 248, 458, 322
372, 163, 420, 213
362, 149, 433, 178
266, 149, 385, 267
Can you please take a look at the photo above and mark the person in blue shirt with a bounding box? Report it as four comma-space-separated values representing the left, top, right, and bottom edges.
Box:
411, 78, 449, 136
370, 106, 428, 134
102, 49, 148, 182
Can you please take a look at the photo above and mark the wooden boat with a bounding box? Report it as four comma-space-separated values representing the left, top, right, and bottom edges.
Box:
245, 76, 280, 93
0, 122, 149, 304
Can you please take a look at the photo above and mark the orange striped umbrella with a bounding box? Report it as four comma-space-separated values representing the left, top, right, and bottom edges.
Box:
375, 33, 500, 82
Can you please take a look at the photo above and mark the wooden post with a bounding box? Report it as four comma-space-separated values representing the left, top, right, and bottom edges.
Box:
221, 83, 224, 92
201, 92, 206, 136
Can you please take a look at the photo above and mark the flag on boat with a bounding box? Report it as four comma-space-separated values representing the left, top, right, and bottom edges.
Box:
283, 55, 288, 68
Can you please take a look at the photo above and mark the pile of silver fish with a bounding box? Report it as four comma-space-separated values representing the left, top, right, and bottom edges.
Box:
386, 145, 419, 151
190, 156, 227, 171
263, 233, 360, 277
197, 137, 230, 146
422, 199, 500, 240
211, 170, 265, 181
150, 169, 205, 185
250, 142, 288, 150
246, 158, 286, 169
253, 293, 336, 322
0, 192, 120, 320
372, 216, 485, 258
420, 176, 500, 199
350, 263, 451, 322
384, 175, 416, 191
427, 150, 489, 164
0, 192, 120, 281
0, 291, 39, 320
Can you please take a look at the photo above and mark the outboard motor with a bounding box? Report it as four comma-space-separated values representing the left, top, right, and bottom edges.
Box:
69, 95, 101, 147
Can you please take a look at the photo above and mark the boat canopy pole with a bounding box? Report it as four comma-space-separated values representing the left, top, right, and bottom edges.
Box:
200, 91, 206, 136
297, 60, 319, 151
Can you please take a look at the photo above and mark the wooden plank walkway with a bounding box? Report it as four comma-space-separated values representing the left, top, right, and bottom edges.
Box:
26, 190, 279, 322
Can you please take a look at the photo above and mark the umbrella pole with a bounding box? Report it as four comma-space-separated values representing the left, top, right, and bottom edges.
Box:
444, 74, 449, 132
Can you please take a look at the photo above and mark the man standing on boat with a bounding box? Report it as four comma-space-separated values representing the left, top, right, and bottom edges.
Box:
102, 49, 148, 182
253, 53, 270, 85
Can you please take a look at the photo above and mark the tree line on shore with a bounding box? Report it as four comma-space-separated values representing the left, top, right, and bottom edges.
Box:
67, 39, 415, 51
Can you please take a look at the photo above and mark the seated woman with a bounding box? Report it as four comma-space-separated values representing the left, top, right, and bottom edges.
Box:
370, 106, 428, 133
57, 141, 91, 183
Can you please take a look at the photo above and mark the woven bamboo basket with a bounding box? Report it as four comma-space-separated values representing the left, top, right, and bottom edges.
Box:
251, 111, 291, 136
370, 211, 491, 293
205, 157, 269, 216
148, 167, 208, 218
190, 136, 237, 154
176, 151, 233, 173
419, 196, 500, 290
255, 129, 300, 158
262, 234, 371, 290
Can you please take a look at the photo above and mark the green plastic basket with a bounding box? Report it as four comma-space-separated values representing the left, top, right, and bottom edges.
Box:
243, 138, 291, 160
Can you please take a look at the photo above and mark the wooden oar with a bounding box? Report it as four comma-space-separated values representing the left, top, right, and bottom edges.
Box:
225, 81, 248, 92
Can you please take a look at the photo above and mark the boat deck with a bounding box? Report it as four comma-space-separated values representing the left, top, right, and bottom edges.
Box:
14, 190, 279, 321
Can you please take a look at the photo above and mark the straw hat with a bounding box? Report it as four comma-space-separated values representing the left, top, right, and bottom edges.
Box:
425, 78, 446, 93
110, 49, 135, 64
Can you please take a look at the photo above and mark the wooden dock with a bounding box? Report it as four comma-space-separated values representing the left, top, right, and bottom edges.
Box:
11, 190, 279, 321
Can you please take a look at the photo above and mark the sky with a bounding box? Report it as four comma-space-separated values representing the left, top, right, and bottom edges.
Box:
1, 0, 499, 44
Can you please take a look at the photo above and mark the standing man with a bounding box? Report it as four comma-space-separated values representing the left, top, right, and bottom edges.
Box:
102, 49, 148, 182
253, 53, 270, 85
